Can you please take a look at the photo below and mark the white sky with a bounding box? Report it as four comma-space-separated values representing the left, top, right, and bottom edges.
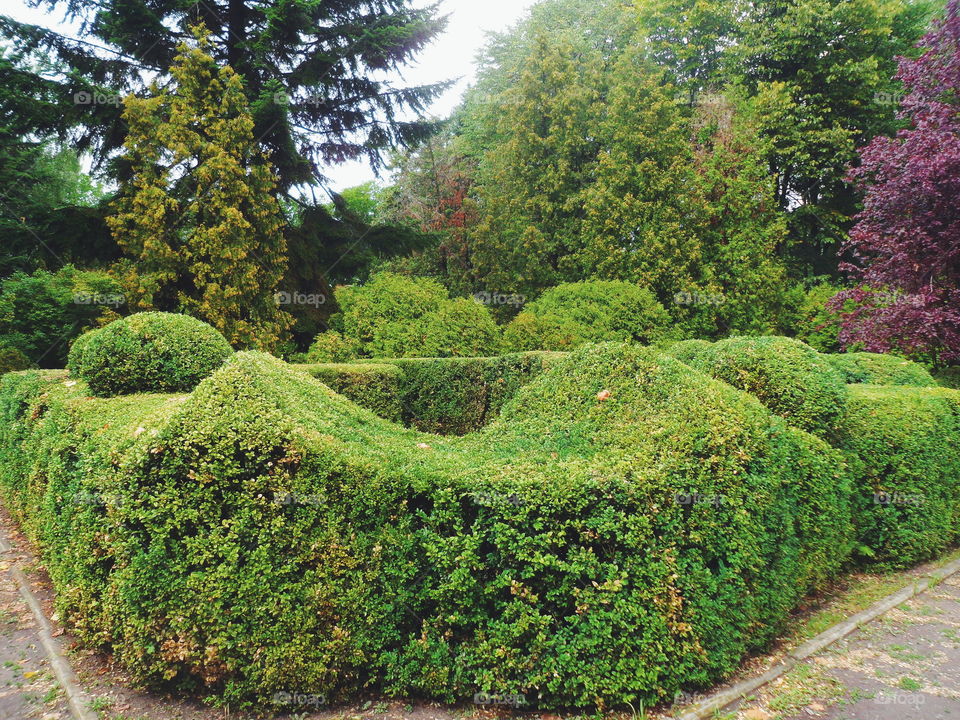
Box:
3, 0, 540, 191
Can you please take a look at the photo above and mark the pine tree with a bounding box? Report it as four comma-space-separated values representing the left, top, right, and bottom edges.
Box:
108, 28, 292, 350
0, 1, 446, 191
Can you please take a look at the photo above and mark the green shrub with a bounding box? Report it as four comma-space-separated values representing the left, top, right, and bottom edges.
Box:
685, 336, 848, 438
658, 338, 713, 365
0, 345, 31, 374
66, 327, 102, 378
0, 265, 123, 367
503, 281, 672, 351
296, 362, 403, 422
935, 367, 960, 389
78, 312, 234, 396
823, 352, 937, 387
300, 352, 563, 434
305, 330, 360, 363
789, 281, 845, 353
0, 344, 853, 710
332, 273, 501, 358
838, 384, 960, 569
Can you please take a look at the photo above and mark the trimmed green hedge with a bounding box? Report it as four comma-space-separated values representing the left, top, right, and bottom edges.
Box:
683, 336, 847, 438
73, 313, 234, 396
300, 352, 565, 435
0, 344, 855, 710
294, 362, 404, 422
838, 384, 960, 569
823, 352, 938, 387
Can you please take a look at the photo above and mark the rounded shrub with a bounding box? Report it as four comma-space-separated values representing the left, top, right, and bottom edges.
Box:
305, 330, 360, 363
0, 345, 31, 374
503, 280, 671, 351
823, 352, 937, 387
66, 327, 102, 378
78, 312, 234, 396
839, 385, 960, 568
409, 298, 503, 357
659, 338, 713, 365
684, 335, 848, 437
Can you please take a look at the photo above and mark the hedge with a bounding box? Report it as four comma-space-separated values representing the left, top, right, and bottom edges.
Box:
823, 352, 938, 387
682, 336, 848, 438
74, 312, 234, 396
295, 362, 404, 422
300, 352, 565, 435
0, 344, 853, 711
837, 384, 960, 569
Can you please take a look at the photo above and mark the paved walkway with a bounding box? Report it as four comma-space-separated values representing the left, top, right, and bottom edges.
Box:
0, 549, 70, 720
729, 573, 960, 720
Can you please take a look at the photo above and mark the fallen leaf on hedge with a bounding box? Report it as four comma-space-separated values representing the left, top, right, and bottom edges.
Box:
416, 442, 431, 449
64, 381, 76, 387
596, 389, 611, 401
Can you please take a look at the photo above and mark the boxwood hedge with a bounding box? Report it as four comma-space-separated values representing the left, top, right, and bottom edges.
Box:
72, 312, 234, 396
837, 384, 960, 569
823, 352, 938, 388
300, 352, 564, 434
681, 336, 847, 438
0, 343, 856, 711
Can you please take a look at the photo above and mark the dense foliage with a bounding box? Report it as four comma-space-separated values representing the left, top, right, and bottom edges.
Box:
824, 352, 938, 387
330, 272, 501, 358
503, 281, 671, 351
0, 266, 122, 367
72, 312, 234, 396
835, 0, 960, 364
109, 31, 292, 350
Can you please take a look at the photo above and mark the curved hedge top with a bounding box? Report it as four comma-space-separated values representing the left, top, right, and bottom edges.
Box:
683, 335, 848, 437
0, 342, 853, 709
823, 352, 937, 387
72, 312, 234, 396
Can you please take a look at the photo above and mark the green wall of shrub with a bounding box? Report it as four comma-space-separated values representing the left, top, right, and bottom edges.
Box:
824, 352, 938, 387
2, 329, 960, 712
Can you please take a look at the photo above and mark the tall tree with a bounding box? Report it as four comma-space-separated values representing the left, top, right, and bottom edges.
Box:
108, 28, 292, 350
729, 0, 935, 274
834, 0, 960, 364
0, 0, 448, 191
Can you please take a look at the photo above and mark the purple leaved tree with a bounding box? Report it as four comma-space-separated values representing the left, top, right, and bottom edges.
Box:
833, 0, 960, 364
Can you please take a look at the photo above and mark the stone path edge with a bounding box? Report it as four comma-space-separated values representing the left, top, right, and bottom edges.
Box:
0, 526, 99, 720
674, 555, 960, 720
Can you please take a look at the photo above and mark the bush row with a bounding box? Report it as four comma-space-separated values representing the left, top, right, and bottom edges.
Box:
0, 345, 854, 710
299, 352, 563, 434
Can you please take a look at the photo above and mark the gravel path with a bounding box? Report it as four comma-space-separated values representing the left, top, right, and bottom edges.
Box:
728, 573, 960, 720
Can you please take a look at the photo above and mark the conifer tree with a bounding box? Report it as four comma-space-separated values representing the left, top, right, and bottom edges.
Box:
108, 28, 292, 350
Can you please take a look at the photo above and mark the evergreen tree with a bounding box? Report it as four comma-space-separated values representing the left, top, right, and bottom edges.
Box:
108, 28, 292, 350
578, 44, 704, 305
0, 0, 447, 191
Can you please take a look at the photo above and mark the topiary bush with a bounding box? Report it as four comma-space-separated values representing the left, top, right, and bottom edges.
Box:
823, 352, 938, 387
296, 362, 404, 421
76, 312, 234, 396
838, 384, 960, 569
503, 280, 672, 351
331, 273, 501, 358
684, 336, 848, 438
658, 338, 713, 365
0, 345, 32, 374
0, 343, 854, 710
299, 352, 564, 434
304, 330, 360, 363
